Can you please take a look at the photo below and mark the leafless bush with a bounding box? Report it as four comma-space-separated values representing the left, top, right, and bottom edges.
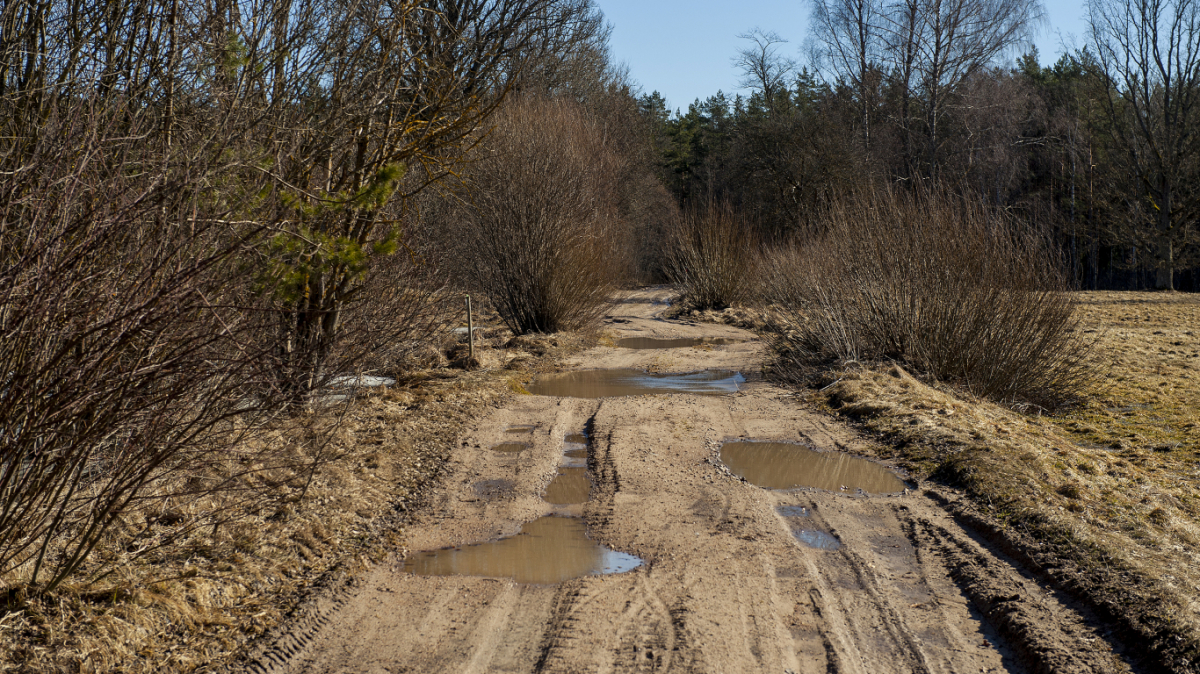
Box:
664, 200, 759, 310
764, 186, 1097, 409
0, 0, 600, 598
450, 96, 631, 334
0, 100, 300, 594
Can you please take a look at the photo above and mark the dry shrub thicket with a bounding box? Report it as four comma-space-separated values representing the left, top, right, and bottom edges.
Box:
663, 200, 759, 310
0, 103, 286, 596
450, 96, 632, 334
763, 187, 1097, 409
0, 0, 593, 608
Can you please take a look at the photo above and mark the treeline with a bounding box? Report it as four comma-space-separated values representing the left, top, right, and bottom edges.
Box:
641, 0, 1200, 291
0, 0, 664, 595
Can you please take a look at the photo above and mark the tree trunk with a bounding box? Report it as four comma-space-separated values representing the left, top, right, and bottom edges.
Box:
1155, 231, 1174, 290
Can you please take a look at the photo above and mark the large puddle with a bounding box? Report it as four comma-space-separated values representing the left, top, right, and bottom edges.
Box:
402, 516, 642, 584
721, 442, 905, 494
616, 336, 744, 349
408, 427, 642, 583
528, 369, 745, 398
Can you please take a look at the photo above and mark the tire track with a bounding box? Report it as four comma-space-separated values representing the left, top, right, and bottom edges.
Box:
236, 287, 1135, 673
907, 512, 1123, 674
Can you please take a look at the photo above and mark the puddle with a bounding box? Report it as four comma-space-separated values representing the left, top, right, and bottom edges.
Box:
721, 442, 905, 494
563, 433, 588, 466
473, 479, 515, 499
544, 467, 590, 504
506, 425, 536, 434
402, 516, 642, 584
528, 369, 745, 398
777, 505, 811, 518
615, 337, 744, 349
793, 529, 842, 550
492, 442, 528, 453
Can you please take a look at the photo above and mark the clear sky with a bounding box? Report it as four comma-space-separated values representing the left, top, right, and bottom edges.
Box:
595, 0, 1089, 113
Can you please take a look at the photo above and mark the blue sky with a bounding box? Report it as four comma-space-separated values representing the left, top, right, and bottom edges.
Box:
595, 0, 1089, 113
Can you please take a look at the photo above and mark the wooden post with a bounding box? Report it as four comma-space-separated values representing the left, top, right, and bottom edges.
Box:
466, 294, 475, 363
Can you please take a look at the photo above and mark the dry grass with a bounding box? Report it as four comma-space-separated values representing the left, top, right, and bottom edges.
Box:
784, 290, 1200, 673
0, 321, 590, 673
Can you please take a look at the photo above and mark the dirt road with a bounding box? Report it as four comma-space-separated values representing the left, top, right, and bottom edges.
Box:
243, 289, 1130, 674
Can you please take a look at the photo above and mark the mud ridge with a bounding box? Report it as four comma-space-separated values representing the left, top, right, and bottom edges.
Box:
925, 487, 1167, 673
903, 504, 1123, 674
835, 543, 934, 674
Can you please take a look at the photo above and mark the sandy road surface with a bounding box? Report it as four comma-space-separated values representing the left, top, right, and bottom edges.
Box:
243, 289, 1129, 674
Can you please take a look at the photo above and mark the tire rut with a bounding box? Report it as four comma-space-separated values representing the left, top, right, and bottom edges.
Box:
904, 509, 1124, 674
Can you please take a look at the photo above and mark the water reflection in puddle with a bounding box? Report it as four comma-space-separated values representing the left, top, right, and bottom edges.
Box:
777, 505, 811, 518
402, 516, 642, 584
528, 369, 745, 398
721, 442, 905, 494
616, 337, 744, 349
544, 467, 590, 504
793, 529, 842, 550
564, 433, 588, 467
492, 442, 528, 453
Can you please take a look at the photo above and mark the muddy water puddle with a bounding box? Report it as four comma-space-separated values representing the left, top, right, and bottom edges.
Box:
722, 442, 905, 494
778, 504, 840, 549
563, 433, 588, 466
407, 426, 641, 583
491, 442, 528, 453
402, 516, 642, 584
544, 467, 590, 504
615, 336, 744, 349
793, 529, 842, 550
529, 369, 744, 398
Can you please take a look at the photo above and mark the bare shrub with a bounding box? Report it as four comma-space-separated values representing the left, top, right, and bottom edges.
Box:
664, 200, 759, 310
450, 96, 631, 334
0, 0, 596, 598
764, 186, 1097, 409
0, 100, 300, 594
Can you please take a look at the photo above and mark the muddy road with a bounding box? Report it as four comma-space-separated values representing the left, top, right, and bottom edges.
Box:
244, 289, 1129, 674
